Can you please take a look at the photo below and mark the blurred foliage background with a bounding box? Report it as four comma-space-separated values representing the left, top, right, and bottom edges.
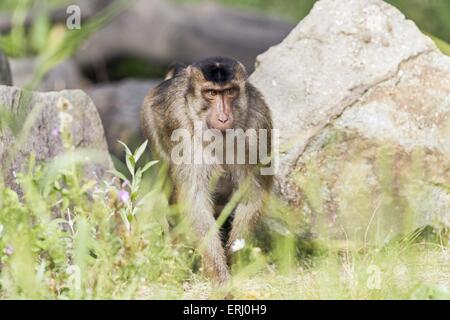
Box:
194, 0, 450, 42
0, 0, 449, 58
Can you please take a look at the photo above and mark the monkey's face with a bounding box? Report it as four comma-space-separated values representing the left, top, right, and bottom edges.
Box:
187, 58, 248, 132
201, 82, 240, 131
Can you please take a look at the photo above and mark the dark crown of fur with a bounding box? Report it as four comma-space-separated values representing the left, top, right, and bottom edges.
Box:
192, 57, 240, 84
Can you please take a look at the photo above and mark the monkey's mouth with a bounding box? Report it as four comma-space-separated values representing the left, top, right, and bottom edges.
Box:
206, 121, 235, 132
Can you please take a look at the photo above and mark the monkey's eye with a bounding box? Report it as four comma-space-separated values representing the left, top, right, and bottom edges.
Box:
225, 88, 238, 96
204, 90, 217, 98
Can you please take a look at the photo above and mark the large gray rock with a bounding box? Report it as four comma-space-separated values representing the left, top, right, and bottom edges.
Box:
0, 86, 113, 192
250, 0, 450, 243
0, 51, 12, 86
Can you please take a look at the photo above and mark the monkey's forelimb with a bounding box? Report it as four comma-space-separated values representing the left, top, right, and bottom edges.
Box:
225, 172, 269, 257
176, 166, 230, 284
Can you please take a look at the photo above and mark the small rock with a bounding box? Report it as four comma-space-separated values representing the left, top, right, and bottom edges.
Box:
0, 85, 113, 193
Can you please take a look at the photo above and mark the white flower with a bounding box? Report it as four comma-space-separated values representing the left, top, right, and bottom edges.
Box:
230, 239, 245, 253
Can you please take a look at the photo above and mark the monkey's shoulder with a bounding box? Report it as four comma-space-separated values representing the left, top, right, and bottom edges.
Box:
145, 77, 187, 112
245, 82, 272, 129
141, 77, 187, 146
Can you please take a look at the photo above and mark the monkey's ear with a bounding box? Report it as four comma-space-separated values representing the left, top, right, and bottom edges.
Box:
186, 65, 206, 82
235, 62, 248, 81
165, 62, 187, 80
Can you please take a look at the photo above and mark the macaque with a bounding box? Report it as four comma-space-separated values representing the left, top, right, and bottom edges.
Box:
141, 57, 273, 284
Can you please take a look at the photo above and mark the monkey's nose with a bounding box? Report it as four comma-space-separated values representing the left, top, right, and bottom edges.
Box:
218, 115, 229, 123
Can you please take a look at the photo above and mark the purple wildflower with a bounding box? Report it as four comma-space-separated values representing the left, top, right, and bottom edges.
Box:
4, 245, 13, 256
118, 189, 130, 203
51, 128, 60, 137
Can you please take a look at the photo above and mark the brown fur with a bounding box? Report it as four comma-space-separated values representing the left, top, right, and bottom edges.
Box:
140, 58, 273, 284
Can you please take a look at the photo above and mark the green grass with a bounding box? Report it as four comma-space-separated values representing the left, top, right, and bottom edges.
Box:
183, 244, 450, 299
0, 142, 194, 299
0, 139, 448, 299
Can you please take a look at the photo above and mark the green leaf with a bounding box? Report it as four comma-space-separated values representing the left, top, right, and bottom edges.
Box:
126, 155, 135, 176
133, 140, 148, 163
134, 170, 142, 192
118, 140, 133, 157
107, 169, 128, 182
141, 160, 159, 174
30, 11, 51, 52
